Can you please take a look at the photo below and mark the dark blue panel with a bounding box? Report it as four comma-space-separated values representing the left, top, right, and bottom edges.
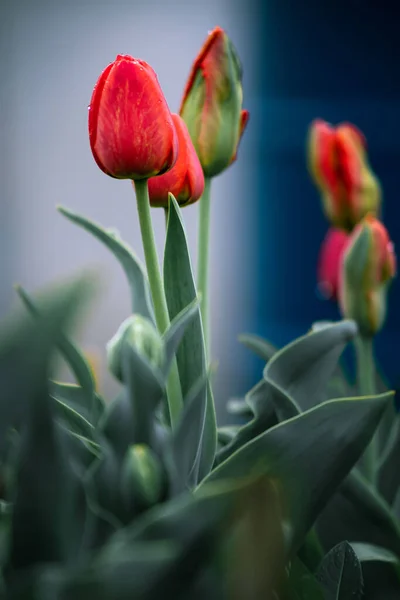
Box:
254, 0, 400, 382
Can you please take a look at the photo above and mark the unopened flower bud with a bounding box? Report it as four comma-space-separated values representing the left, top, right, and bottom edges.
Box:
308, 119, 381, 231
317, 228, 350, 300
339, 215, 396, 336
107, 315, 164, 381
121, 444, 164, 510
180, 27, 249, 177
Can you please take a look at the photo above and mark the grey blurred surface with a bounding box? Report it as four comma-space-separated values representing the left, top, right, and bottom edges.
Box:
0, 0, 260, 419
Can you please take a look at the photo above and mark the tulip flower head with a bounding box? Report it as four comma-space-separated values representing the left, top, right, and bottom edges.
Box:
89, 54, 178, 180
147, 114, 205, 207
317, 228, 350, 300
308, 119, 381, 231
180, 26, 249, 177
339, 215, 396, 336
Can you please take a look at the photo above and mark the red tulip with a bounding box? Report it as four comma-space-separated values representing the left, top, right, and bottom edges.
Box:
339, 215, 396, 335
317, 228, 350, 300
307, 119, 381, 230
147, 114, 205, 207
179, 27, 249, 177
88, 54, 178, 180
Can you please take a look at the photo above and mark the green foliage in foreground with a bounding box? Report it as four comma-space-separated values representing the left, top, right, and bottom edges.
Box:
0, 200, 399, 599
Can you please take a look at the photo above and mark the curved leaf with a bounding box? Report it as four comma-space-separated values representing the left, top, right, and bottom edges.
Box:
316, 541, 363, 600
203, 393, 392, 556
162, 299, 200, 379
58, 206, 154, 322
264, 320, 357, 412
16, 285, 96, 408
163, 195, 216, 480
50, 382, 105, 426
238, 333, 278, 362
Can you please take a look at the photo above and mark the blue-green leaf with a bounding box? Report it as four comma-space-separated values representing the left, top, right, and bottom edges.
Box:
203, 393, 392, 557
316, 542, 363, 599
163, 195, 216, 480
58, 206, 154, 322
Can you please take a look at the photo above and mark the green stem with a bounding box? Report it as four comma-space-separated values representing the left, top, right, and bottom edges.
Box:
134, 179, 183, 427
197, 177, 212, 358
355, 334, 376, 485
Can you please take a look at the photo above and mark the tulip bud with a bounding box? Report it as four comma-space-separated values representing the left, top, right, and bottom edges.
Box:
147, 114, 205, 207
121, 444, 164, 510
179, 27, 249, 177
107, 315, 164, 381
317, 228, 350, 300
339, 215, 396, 336
307, 119, 381, 230
88, 55, 178, 180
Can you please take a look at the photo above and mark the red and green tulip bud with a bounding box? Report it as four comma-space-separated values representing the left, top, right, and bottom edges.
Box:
107, 315, 164, 381
88, 54, 178, 180
179, 26, 249, 178
147, 114, 204, 207
317, 228, 350, 300
307, 119, 381, 231
339, 215, 396, 336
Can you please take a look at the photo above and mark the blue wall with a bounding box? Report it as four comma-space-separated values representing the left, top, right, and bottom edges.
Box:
253, 0, 400, 385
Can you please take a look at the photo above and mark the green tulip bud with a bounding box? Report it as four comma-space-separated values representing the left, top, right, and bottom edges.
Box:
121, 444, 164, 510
107, 315, 164, 381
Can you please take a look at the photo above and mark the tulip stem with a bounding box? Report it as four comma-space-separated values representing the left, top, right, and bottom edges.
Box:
197, 177, 212, 358
355, 334, 377, 485
134, 179, 183, 428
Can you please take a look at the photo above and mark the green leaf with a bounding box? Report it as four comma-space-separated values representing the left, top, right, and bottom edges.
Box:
316, 541, 363, 599
163, 195, 216, 480
58, 206, 154, 322
170, 372, 209, 492
378, 412, 400, 504
202, 393, 392, 556
226, 398, 253, 419
162, 298, 200, 378
9, 390, 81, 569
0, 275, 93, 455
264, 320, 357, 412
351, 542, 400, 567
52, 395, 95, 440
238, 333, 278, 362
317, 469, 400, 558
50, 382, 105, 426
215, 380, 278, 466
122, 344, 165, 448
15, 285, 96, 413
284, 559, 325, 600
217, 426, 240, 446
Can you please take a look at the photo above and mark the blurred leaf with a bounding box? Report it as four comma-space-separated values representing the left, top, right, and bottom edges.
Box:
378, 412, 400, 504
58, 206, 154, 321
162, 299, 200, 379
16, 285, 97, 416
163, 195, 216, 480
122, 344, 165, 448
9, 390, 81, 569
225, 477, 285, 600
100, 395, 135, 459
317, 469, 400, 558
50, 382, 105, 426
217, 426, 240, 446
316, 541, 363, 599
226, 398, 253, 419
52, 395, 95, 440
283, 558, 325, 600
238, 333, 278, 362
170, 372, 209, 493
203, 393, 392, 557
0, 276, 93, 455
351, 542, 400, 569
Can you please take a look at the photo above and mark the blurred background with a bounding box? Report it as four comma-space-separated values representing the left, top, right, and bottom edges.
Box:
1, 0, 400, 420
